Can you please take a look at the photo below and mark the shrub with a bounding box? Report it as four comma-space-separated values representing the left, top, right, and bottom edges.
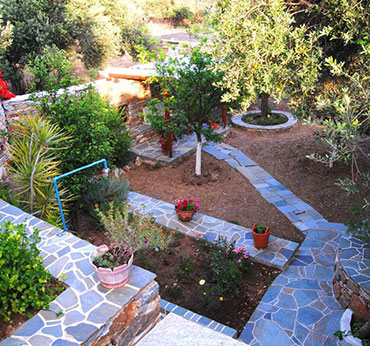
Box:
170, 7, 193, 26
176, 255, 194, 281
0, 222, 60, 322
197, 236, 250, 310
34, 86, 131, 198
83, 177, 130, 219
96, 202, 171, 254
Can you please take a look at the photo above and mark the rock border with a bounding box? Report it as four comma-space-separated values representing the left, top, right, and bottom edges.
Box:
231, 110, 297, 131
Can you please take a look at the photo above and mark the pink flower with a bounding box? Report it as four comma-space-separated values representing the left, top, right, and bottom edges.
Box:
244, 254, 248, 259
238, 259, 242, 263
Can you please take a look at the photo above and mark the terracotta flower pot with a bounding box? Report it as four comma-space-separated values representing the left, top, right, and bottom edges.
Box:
175, 208, 195, 222
90, 245, 133, 289
252, 224, 271, 249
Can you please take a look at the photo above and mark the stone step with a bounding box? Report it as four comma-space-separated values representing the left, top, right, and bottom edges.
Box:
137, 313, 247, 346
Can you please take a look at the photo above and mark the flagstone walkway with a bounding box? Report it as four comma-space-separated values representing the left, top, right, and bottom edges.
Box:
202, 142, 350, 345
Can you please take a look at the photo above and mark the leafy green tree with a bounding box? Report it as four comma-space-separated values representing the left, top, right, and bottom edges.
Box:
146, 49, 223, 176
0, 0, 78, 92
206, 0, 321, 117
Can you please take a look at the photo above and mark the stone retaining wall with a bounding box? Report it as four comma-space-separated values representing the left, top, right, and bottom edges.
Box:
0, 200, 160, 345
333, 233, 370, 319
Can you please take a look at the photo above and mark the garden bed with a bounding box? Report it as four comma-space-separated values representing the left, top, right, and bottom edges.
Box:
242, 112, 288, 126
76, 216, 280, 335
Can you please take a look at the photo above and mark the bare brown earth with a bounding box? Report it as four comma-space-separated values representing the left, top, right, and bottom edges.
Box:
127, 123, 369, 244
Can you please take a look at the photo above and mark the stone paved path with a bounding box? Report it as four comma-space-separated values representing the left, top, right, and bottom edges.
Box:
127, 191, 299, 270
202, 142, 349, 346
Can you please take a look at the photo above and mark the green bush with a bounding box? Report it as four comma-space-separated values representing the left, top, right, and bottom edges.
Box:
176, 255, 194, 281
170, 7, 193, 26
35, 86, 131, 198
0, 222, 59, 322
197, 236, 250, 310
83, 177, 130, 218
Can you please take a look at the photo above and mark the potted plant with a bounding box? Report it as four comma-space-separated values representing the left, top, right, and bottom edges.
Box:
252, 223, 271, 248
174, 199, 199, 222
91, 202, 170, 289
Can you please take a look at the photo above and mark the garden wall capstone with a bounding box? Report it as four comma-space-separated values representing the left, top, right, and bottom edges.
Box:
333, 232, 370, 319
0, 199, 160, 346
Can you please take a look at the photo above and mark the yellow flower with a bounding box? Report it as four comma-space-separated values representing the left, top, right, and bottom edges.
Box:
203, 292, 207, 296
219, 297, 224, 301
267, 114, 271, 118
289, 80, 295, 85
199, 279, 206, 286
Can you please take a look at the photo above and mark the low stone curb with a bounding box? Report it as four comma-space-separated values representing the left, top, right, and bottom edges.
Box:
231, 110, 297, 132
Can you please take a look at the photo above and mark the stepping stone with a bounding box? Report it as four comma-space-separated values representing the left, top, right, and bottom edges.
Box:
137, 313, 245, 345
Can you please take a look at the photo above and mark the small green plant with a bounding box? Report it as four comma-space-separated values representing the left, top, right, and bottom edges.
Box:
254, 224, 267, 234
170, 7, 193, 26
335, 319, 370, 345
196, 235, 250, 310
83, 177, 130, 219
96, 202, 171, 258
0, 222, 60, 322
166, 282, 184, 300
176, 255, 195, 281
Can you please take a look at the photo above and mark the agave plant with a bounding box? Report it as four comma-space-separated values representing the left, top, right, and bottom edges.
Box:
8, 114, 72, 223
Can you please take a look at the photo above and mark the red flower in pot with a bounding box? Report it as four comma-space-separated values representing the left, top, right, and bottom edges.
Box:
174, 199, 199, 222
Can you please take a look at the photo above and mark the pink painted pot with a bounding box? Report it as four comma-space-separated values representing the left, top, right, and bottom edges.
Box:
90, 245, 133, 289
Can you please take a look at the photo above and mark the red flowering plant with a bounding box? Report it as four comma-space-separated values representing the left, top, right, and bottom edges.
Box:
174, 199, 199, 212
0, 71, 16, 101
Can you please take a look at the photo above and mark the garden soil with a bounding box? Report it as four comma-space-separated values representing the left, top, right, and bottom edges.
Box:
126, 123, 369, 244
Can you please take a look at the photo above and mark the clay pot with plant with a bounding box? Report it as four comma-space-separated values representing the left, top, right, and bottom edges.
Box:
91, 202, 171, 289
252, 223, 271, 249
174, 199, 199, 222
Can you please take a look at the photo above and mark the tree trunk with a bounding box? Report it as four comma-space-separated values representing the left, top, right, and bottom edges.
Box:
358, 320, 370, 339
195, 133, 202, 176
260, 93, 269, 118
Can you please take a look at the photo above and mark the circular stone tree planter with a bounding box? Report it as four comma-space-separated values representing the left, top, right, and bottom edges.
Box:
231, 110, 297, 131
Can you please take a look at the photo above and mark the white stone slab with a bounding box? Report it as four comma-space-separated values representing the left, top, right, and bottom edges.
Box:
138, 313, 247, 346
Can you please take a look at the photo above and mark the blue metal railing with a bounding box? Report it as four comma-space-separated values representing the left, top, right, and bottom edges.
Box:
53, 159, 108, 233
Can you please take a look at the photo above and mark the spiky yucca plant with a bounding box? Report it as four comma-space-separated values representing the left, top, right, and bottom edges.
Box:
8, 114, 71, 223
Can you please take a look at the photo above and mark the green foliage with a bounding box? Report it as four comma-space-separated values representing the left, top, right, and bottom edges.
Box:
145, 48, 223, 174
197, 236, 250, 310
0, 183, 20, 207
0, 222, 60, 322
8, 114, 70, 224
206, 0, 321, 114
121, 26, 158, 62
32, 85, 131, 198
288, 0, 369, 63
255, 225, 268, 234
96, 202, 171, 254
170, 7, 193, 26
242, 112, 287, 126
176, 255, 194, 281
27, 46, 80, 92
166, 282, 184, 299
0, 0, 78, 92
83, 177, 130, 218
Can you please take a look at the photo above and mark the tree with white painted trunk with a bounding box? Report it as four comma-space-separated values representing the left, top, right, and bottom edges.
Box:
145, 49, 224, 176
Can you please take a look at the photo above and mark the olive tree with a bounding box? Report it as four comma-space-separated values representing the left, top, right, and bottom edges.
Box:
145, 49, 223, 176
206, 0, 321, 116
